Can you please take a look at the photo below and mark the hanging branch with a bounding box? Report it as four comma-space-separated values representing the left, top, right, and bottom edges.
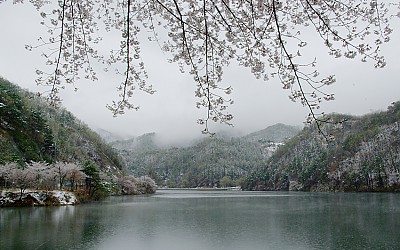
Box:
9, 0, 399, 137
48, 0, 67, 106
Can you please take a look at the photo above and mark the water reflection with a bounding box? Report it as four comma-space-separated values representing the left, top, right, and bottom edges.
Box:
1, 191, 399, 250
1, 206, 80, 249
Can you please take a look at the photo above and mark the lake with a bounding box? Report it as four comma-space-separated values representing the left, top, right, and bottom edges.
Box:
1, 190, 399, 250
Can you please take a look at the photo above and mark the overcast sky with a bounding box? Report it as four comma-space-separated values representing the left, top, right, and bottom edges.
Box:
1, 2, 400, 144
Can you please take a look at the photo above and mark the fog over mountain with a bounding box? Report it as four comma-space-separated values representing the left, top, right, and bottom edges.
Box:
1, 2, 400, 142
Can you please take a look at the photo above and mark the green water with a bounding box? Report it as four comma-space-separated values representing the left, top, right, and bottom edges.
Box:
1, 190, 399, 249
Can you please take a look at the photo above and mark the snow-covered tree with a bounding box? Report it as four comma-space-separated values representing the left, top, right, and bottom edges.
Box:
1, 163, 36, 199
53, 162, 77, 189
66, 165, 87, 191
117, 175, 138, 195
116, 175, 156, 194
137, 175, 157, 194
26, 161, 53, 190
0, 162, 88, 192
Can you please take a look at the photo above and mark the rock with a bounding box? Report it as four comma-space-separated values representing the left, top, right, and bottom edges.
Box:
289, 181, 303, 191
0, 190, 78, 207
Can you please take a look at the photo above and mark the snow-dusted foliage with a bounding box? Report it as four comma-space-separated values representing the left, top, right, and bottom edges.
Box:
244, 102, 400, 192
0, 162, 85, 193
137, 176, 157, 194
0, 79, 125, 172
52, 162, 87, 190
116, 175, 157, 195
117, 176, 138, 195
0, 162, 84, 206
1, 161, 156, 206
329, 122, 400, 191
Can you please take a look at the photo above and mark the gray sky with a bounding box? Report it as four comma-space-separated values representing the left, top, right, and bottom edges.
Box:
1, 2, 400, 144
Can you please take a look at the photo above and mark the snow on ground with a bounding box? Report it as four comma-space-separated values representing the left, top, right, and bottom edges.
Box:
0, 189, 78, 207
51, 190, 77, 205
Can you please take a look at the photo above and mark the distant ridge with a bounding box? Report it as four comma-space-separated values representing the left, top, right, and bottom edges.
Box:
107, 123, 300, 188
94, 128, 125, 143
244, 123, 301, 143
110, 132, 157, 151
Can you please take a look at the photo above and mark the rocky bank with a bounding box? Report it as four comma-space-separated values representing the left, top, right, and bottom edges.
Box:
0, 189, 78, 207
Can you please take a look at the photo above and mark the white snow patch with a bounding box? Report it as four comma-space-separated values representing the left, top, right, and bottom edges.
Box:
52, 190, 77, 205
0, 189, 78, 206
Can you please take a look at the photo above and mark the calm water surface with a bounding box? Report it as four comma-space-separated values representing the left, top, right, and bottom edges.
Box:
1, 190, 399, 250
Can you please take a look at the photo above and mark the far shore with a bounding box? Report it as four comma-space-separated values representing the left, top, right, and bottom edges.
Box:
158, 187, 242, 191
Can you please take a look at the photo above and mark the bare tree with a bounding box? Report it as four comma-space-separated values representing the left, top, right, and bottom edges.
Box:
3, 0, 399, 136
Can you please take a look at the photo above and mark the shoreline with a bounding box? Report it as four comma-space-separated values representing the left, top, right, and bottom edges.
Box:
0, 189, 78, 207
158, 187, 242, 191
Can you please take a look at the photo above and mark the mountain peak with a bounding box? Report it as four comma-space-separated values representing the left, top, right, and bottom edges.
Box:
244, 123, 301, 143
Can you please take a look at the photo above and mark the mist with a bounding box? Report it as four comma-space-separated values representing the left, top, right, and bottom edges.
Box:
1, 2, 400, 145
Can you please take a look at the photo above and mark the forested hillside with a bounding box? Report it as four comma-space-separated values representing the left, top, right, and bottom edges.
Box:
244, 102, 400, 192
0, 78, 124, 175
112, 124, 300, 188
243, 123, 301, 143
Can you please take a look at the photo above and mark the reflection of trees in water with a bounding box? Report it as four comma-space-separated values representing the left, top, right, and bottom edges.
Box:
1, 193, 400, 249
0, 205, 105, 249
